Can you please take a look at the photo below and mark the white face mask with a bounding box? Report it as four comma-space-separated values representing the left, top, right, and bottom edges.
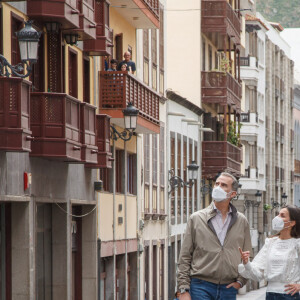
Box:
272, 215, 291, 231
212, 186, 232, 202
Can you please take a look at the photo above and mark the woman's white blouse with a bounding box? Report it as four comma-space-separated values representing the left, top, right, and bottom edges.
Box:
238, 237, 300, 294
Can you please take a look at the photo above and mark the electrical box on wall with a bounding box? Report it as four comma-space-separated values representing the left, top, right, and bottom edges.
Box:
24, 172, 32, 191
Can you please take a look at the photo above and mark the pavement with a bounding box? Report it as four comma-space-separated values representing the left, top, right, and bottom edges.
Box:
237, 287, 267, 300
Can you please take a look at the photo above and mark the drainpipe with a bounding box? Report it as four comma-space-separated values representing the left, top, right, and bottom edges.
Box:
98, 238, 101, 300
137, 135, 141, 300
166, 100, 172, 300
124, 140, 128, 300
112, 139, 116, 300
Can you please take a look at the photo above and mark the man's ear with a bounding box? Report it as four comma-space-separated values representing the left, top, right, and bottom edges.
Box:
230, 191, 237, 198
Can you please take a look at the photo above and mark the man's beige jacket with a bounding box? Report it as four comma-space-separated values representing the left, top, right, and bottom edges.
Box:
177, 202, 252, 289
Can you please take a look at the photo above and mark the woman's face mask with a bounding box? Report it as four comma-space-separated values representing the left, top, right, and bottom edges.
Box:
272, 215, 292, 231
212, 186, 232, 202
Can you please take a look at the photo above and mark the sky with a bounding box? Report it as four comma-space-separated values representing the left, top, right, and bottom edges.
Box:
281, 28, 300, 83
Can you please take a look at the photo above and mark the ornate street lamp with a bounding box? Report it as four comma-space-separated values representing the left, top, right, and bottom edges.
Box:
64, 33, 79, 45
281, 192, 288, 207
169, 160, 199, 192
253, 190, 262, 207
0, 20, 41, 78
110, 102, 139, 141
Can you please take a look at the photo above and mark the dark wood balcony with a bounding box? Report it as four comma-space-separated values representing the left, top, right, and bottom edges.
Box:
80, 102, 98, 164
84, 0, 113, 56
0, 78, 32, 152
99, 71, 160, 134
202, 141, 241, 178
202, 0, 241, 45
201, 71, 241, 112
86, 114, 112, 169
74, 0, 96, 40
30, 92, 82, 161
27, 0, 80, 30
110, 0, 159, 29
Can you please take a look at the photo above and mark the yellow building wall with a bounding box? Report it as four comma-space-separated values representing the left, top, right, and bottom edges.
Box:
99, 193, 137, 241
110, 8, 136, 62
2, 4, 27, 62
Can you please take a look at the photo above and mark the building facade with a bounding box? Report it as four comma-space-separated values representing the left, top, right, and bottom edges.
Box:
260, 12, 294, 230
239, 13, 268, 261
0, 0, 112, 298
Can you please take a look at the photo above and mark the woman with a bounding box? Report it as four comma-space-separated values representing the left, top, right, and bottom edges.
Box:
239, 205, 300, 299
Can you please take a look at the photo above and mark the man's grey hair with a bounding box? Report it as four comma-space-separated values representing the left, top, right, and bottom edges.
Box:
219, 172, 239, 191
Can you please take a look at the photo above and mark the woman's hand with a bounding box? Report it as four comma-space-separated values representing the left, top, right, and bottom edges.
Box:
239, 247, 250, 264
284, 283, 300, 296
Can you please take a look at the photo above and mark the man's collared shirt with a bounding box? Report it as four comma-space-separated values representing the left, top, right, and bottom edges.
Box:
211, 202, 232, 246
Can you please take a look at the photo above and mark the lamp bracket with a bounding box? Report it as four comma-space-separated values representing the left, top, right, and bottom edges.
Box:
0, 55, 32, 78
110, 125, 133, 141
168, 169, 194, 194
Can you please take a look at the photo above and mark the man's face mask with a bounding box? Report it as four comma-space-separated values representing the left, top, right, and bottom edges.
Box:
212, 186, 232, 202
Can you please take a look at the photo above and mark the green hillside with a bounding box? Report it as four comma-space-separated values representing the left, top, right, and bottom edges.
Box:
256, 0, 300, 28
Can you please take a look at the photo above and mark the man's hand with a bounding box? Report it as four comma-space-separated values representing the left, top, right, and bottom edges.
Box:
239, 247, 250, 264
179, 291, 191, 300
284, 283, 300, 296
226, 282, 241, 290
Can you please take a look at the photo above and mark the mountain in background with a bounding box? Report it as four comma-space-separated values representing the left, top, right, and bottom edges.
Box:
256, 0, 300, 28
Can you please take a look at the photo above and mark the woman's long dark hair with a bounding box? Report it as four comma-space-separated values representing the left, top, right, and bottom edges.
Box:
285, 205, 300, 238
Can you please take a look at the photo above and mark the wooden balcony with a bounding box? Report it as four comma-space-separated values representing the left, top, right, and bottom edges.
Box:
201, 71, 241, 112
30, 92, 82, 161
80, 102, 98, 164
202, 141, 241, 178
74, 0, 96, 40
84, 0, 113, 56
86, 114, 112, 169
27, 0, 80, 30
110, 0, 159, 29
202, 0, 241, 45
0, 78, 32, 152
99, 71, 160, 134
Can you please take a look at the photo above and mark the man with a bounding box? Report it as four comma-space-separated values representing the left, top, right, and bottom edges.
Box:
118, 51, 136, 74
177, 172, 252, 300
107, 59, 118, 71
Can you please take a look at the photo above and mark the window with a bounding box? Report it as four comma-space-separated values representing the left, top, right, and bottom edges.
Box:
194, 143, 198, 210
159, 6, 164, 94
115, 150, 124, 193
152, 135, 158, 212
152, 29, 158, 90
215, 51, 218, 69
48, 32, 63, 92
31, 33, 44, 92
115, 34, 123, 62
69, 49, 78, 98
11, 15, 23, 66
144, 135, 150, 212
127, 153, 136, 195
159, 125, 165, 213
0, 7, 2, 55
83, 57, 90, 103
209, 45, 213, 70
202, 41, 206, 71
170, 135, 175, 220
143, 29, 149, 85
